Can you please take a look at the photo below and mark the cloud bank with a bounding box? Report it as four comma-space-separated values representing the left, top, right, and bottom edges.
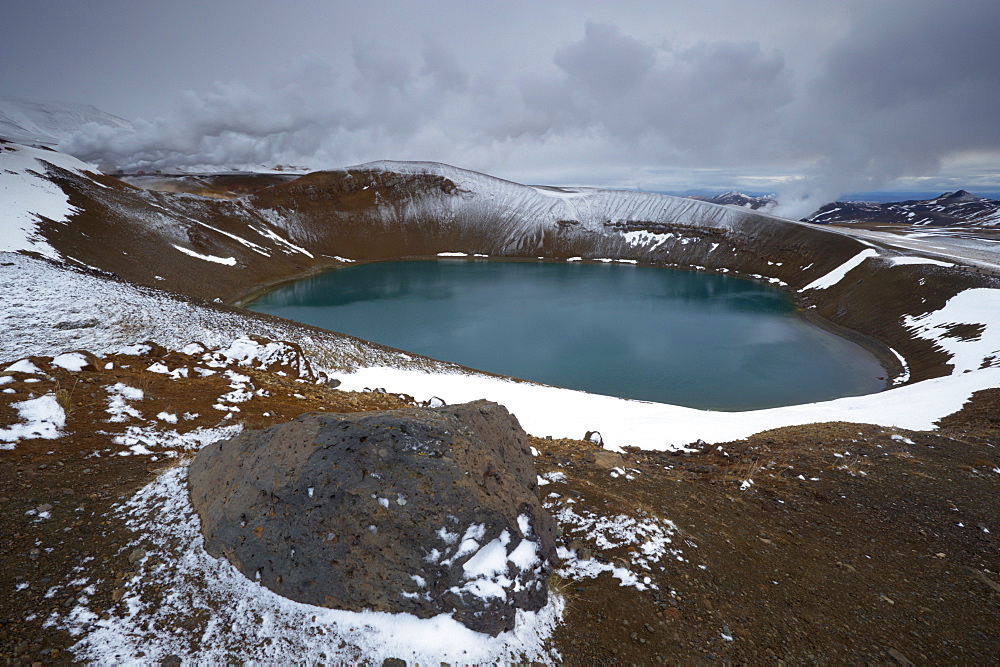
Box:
60, 0, 1000, 216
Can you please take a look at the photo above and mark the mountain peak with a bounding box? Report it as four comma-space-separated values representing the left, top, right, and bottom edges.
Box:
938, 189, 981, 203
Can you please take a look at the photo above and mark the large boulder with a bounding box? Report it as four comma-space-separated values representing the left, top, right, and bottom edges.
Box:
187, 399, 556, 635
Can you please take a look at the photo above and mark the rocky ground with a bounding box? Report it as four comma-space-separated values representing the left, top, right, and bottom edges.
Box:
1, 344, 997, 663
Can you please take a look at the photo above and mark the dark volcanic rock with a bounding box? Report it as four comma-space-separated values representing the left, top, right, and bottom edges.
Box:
187, 399, 556, 635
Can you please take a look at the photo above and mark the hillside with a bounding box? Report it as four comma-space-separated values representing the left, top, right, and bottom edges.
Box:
1, 140, 999, 662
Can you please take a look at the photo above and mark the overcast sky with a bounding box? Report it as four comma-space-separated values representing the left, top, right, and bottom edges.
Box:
3, 0, 999, 214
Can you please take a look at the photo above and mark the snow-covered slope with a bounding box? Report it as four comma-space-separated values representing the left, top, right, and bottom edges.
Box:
0, 142, 103, 258
343, 160, 773, 240
0, 97, 131, 147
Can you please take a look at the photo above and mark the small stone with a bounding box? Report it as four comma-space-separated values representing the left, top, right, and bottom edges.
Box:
36, 504, 53, 513
62, 488, 74, 496
128, 548, 146, 565
888, 648, 914, 666
578, 547, 593, 561
593, 451, 624, 469
112, 588, 126, 603
382, 659, 406, 667
28, 548, 41, 560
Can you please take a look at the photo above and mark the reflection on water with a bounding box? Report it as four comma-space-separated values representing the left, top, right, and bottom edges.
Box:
247, 260, 886, 410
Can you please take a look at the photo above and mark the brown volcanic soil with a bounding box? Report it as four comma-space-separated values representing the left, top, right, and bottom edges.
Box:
1, 346, 997, 663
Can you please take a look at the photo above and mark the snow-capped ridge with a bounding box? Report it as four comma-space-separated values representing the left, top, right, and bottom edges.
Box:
0, 97, 131, 147
806, 190, 1000, 228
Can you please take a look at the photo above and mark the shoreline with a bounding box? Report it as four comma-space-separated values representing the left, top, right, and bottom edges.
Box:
230, 253, 901, 403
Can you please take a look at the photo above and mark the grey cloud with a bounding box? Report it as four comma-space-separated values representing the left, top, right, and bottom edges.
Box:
56, 4, 1000, 210
773, 0, 1000, 217
552, 21, 656, 97
522, 24, 795, 165
352, 38, 412, 90
421, 37, 469, 92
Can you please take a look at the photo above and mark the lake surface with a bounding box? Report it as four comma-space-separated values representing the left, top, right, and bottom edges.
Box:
246, 260, 886, 410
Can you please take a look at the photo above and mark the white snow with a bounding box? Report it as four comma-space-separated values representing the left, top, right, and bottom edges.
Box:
903, 288, 1000, 373
550, 504, 682, 591
888, 347, 911, 386
330, 364, 1000, 451
4, 359, 43, 374
252, 224, 315, 258
106, 383, 143, 422
0, 143, 96, 259
51, 352, 90, 371
207, 337, 315, 379
0, 394, 66, 446
886, 256, 954, 268
170, 244, 238, 266
802, 249, 880, 291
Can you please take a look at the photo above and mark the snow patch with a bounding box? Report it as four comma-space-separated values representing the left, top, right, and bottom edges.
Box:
51, 352, 90, 372
170, 244, 237, 266
4, 359, 43, 374
802, 249, 879, 291
0, 394, 66, 446
903, 288, 1000, 373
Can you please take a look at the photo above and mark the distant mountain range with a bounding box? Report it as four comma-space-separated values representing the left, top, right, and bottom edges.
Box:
686, 191, 776, 211
803, 190, 1000, 228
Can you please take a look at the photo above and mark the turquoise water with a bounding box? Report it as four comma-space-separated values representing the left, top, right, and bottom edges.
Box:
246, 260, 886, 410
